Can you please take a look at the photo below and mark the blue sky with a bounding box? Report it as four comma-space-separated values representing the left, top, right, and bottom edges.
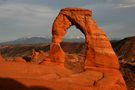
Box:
0, 0, 135, 42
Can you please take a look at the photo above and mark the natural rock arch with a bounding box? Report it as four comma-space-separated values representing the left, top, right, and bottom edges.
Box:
50, 8, 119, 69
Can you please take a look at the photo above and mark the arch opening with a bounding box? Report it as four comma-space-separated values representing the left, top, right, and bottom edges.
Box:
61, 26, 86, 72
64, 26, 85, 42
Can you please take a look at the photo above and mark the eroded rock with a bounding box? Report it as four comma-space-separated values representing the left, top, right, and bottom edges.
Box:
14, 57, 26, 63
49, 8, 127, 90
0, 62, 127, 90
0, 54, 5, 62
50, 8, 119, 69
31, 49, 48, 64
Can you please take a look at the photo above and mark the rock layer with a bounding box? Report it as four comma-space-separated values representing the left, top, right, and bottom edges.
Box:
0, 62, 127, 90
0, 54, 5, 62
50, 8, 119, 69
31, 49, 48, 64
14, 57, 26, 63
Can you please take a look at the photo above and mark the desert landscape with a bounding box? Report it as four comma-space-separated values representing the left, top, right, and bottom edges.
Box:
0, 0, 135, 90
0, 8, 134, 90
0, 36, 135, 90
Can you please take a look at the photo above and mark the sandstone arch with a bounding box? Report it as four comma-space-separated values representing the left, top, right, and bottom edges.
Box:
50, 8, 119, 69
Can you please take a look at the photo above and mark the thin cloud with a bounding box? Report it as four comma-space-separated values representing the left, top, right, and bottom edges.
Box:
122, 0, 135, 4
0, 3, 56, 17
0, 0, 135, 42
116, 4, 135, 8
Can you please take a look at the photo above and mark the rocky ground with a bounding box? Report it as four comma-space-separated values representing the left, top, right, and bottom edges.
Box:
112, 36, 135, 90
0, 36, 135, 90
0, 61, 126, 90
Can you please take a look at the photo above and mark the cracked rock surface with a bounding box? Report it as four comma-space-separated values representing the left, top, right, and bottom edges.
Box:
0, 62, 127, 90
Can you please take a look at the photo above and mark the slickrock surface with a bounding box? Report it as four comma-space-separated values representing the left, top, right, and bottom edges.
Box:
50, 8, 119, 69
14, 57, 26, 63
0, 8, 127, 90
0, 62, 126, 90
0, 54, 5, 62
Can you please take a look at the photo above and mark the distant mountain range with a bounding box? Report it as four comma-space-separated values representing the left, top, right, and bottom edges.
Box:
0, 37, 51, 45
0, 37, 85, 45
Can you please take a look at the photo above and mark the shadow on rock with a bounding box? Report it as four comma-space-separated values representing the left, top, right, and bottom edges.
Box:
0, 78, 52, 90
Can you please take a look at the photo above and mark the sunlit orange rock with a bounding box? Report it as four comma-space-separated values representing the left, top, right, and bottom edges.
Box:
0, 59, 127, 90
31, 49, 48, 64
50, 8, 119, 69
49, 8, 127, 90
0, 54, 5, 62
14, 57, 26, 63
0, 8, 128, 90
50, 43, 65, 63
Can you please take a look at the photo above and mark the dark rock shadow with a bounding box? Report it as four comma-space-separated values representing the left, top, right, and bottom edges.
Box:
0, 78, 52, 90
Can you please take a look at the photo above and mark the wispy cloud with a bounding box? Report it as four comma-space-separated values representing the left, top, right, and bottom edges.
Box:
122, 0, 135, 4
0, 2, 58, 41
0, 3, 56, 17
116, 4, 135, 8
0, 0, 135, 42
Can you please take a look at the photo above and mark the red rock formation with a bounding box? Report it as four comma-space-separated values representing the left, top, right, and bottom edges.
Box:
49, 8, 127, 90
31, 49, 48, 64
50, 43, 65, 63
14, 57, 26, 63
0, 62, 127, 90
0, 53, 5, 62
50, 8, 119, 69
114, 36, 135, 60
